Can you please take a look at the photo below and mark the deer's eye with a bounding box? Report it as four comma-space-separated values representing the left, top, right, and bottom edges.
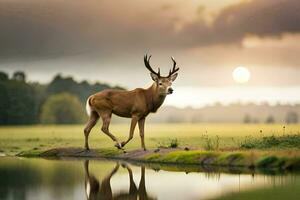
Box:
159, 83, 162, 85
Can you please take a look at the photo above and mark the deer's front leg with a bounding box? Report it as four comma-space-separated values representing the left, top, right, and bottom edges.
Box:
138, 118, 146, 151
121, 115, 138, 147
100, 111, 122, 149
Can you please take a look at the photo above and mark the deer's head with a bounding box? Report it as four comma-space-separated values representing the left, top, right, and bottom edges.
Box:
144, 54, 179, 96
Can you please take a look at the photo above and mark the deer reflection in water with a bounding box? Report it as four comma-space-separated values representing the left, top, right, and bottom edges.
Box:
84, 160, 156, 200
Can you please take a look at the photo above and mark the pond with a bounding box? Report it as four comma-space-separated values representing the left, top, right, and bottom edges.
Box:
0, 157, 299, 200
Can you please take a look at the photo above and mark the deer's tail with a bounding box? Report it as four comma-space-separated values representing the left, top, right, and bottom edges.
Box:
85, 97, 92, 117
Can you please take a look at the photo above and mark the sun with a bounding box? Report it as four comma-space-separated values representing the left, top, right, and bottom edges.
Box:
232, 66, 251, 84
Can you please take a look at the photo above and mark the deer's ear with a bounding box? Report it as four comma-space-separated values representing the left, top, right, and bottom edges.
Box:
169, 73, 178, 82
150, 73, 159, 82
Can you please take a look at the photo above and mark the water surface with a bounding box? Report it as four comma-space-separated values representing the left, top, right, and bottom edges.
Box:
0, 157, 299, 200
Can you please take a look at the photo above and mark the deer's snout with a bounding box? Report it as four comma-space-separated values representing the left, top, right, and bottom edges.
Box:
167, 87, 173, 94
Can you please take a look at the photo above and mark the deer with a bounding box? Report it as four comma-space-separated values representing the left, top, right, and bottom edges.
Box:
84, 54, 179, 151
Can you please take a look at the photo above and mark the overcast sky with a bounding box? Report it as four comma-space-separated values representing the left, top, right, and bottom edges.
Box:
1, 0, 300, 107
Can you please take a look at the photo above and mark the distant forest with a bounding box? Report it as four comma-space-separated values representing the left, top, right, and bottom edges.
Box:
0, 71, 299, 125
0, 71, 123, 125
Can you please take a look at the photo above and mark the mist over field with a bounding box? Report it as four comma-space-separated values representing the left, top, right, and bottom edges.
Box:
148, 103, 300, 124
1, 71, 299, 125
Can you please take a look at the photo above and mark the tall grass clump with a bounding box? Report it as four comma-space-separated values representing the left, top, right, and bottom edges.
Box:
202, 135, 220, 151
240, 134, 300, 149
157, 138, 179, 148
169, 138, 179, 148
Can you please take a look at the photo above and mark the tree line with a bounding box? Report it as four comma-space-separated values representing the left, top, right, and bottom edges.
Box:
0, 71, 123, 125
1, 70, 299, 125
147, 103, 300, 124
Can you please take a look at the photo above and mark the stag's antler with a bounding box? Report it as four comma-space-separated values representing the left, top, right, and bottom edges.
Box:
144, 54, 179, 78
144, 54, 160, 77
168, 57, 179, 77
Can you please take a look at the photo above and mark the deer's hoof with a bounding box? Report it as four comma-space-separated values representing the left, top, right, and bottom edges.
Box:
121, 141, 126, 147
114, 143, 122, 149
121, 162, 128, 168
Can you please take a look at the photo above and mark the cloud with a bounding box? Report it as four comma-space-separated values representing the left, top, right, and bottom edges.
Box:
0, 0, 300, 60
178, 0, 300, 47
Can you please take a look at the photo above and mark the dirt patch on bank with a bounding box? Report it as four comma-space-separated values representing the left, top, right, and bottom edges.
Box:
38, 147, 185, 160
40, 147, 100, 157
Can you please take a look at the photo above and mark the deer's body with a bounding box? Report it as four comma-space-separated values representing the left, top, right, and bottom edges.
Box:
88, 83, 165, 118
84, 55, 179, 150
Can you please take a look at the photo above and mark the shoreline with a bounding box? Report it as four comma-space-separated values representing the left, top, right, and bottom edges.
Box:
15, 147, 300, 172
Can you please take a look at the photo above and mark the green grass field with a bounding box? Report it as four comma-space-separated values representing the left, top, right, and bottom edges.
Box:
0, 123, 299, 156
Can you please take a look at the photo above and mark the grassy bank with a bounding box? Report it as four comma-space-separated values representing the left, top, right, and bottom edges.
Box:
1, 124, 300, 170
15, 147, 300, 171
142, 150, 300, 170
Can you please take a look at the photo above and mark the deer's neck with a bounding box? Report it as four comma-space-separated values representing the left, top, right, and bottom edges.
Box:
146, 83, 166, 113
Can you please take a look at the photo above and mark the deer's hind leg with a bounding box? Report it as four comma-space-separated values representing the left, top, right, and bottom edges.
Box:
99, 110, 122, 149
84, 111, 99, 150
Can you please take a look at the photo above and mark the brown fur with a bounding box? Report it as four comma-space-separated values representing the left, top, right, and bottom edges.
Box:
84, 55, 178, 150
